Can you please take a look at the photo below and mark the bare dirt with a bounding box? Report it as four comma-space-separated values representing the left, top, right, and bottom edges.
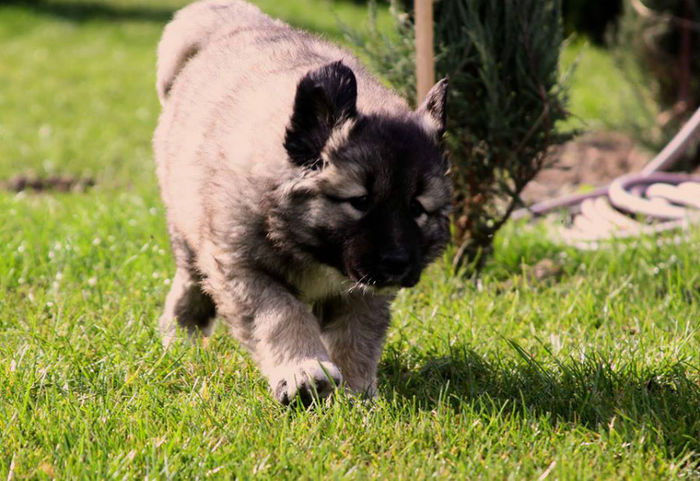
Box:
2, 175, 95, 193
521, 131, 654, 205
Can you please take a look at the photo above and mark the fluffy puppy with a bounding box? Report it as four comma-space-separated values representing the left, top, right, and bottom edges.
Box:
154, 0, 452, 404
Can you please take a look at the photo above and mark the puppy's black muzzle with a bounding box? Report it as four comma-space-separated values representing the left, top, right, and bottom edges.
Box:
377, 251, 421, 287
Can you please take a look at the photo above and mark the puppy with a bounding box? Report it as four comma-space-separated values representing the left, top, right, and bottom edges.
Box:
153, 0, 451, 404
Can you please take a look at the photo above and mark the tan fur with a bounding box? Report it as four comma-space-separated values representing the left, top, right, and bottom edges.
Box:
153, 0, 451, 404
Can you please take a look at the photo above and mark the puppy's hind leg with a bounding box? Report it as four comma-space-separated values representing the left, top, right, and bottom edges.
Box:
159, 267, 217, 347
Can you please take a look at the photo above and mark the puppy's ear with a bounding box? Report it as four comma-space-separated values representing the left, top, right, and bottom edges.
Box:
284, 61, 358, 169
416, 78, 448, 139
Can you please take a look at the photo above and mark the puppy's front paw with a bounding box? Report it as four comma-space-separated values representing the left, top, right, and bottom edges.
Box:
270, 359, 343, 406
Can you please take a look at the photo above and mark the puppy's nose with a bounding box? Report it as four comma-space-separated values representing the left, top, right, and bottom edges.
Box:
380, 251, 411, 278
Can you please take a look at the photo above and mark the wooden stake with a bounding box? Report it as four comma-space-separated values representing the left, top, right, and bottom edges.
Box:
415, 0, 435, 104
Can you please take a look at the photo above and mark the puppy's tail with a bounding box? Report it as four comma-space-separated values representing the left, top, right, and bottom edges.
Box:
156, 0, 266, 105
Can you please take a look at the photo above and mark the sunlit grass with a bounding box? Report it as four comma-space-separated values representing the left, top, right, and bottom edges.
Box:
1, 1, 698, 479
559, 37, 660, 134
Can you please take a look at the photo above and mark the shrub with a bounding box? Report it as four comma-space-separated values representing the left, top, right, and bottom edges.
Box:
562, 0, 623, 44
348, 0, 572, 269
616, 0, 699, 123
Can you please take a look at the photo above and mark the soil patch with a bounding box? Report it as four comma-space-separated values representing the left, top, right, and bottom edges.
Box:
521, 131, 653, 205
2, 175, 95, 193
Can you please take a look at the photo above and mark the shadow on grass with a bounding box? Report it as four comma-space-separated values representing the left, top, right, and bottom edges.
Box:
380, 343, 700, 456
2, 0, 363, 42
2, 0, 176, 23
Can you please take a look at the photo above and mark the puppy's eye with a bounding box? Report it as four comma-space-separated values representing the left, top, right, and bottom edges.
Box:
410, 198, 426, 218
348, 195, 370, 212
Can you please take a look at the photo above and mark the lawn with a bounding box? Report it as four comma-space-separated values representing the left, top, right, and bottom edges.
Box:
1, 1, 698, 479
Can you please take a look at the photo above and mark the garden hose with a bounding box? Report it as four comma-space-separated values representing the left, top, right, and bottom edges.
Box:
514, 107, 700, 249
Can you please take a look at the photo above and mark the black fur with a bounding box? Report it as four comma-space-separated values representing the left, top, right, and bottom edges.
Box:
284, 61, 358, 168
292, 115, 450, 288
417, 78, 449, 138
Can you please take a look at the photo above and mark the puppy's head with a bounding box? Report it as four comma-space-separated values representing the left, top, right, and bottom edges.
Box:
278, 61, 451, 288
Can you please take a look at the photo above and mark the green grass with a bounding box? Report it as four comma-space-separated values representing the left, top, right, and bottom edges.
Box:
559, 38, 660, 134
0, 0, 392, 189
1, 1, 699, 479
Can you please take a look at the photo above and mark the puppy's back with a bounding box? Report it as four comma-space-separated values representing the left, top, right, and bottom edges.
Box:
153, 1, 410, 251
156, 0, 280, 104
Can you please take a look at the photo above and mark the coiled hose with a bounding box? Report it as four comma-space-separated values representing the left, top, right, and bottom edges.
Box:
513, 108, 700, 249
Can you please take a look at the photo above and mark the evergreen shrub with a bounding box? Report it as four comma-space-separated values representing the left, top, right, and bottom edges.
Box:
349, 0, 572, 268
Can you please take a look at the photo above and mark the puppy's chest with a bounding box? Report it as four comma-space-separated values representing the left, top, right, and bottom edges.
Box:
292, 265, 348, 304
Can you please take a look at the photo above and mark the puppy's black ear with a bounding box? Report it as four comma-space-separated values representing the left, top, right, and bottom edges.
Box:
284, 61, 358, 168
416, 78, 448, 139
